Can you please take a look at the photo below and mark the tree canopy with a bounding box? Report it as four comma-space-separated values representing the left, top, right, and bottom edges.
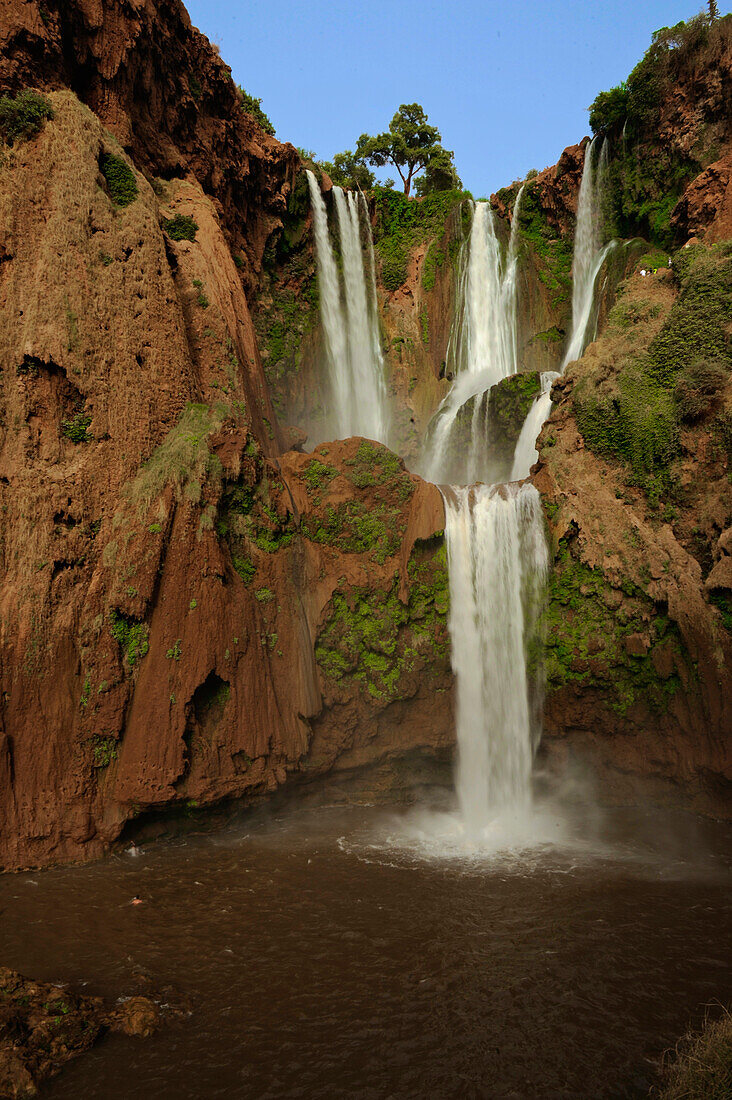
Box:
355, 104, 453, 197
320, 150, 375, 191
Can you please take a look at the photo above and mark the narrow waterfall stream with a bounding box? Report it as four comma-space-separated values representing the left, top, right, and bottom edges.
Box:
306, 171, 389, 443
423, 193, 523, 485
508, 136, 614, 481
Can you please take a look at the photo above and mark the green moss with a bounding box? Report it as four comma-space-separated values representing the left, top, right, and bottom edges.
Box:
709, 590, 732, 632
315, 539, 450, 702
255, 587, 274, 602
89, 736, 118, 769
574, 366, 679, 478
648, 244, 732, 384
303, 459, 338, 494
302, 500, 403, 564
422, 241, 445, 291
109, 611, 149, 667
163, 214, 199, 242
516, 184, 573, 309
541, 539, 688, 714
232, 555, 256, 584
487, 372, 541, 442
343, 440, 412, 493
100, 153, 138, 208
0, 90, 54, 145
373, 186, 466, 292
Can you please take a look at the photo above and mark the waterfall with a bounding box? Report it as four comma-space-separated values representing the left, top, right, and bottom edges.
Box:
423, 192, 523, 484
509, 371, 560, 481
444, 483, 548, 832
507, 139, 613, 482
306, 171, 389, 443
562, 137, 612, 368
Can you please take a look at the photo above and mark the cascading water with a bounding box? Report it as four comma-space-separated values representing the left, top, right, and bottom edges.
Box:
509, 371, 559, 481
306, 170, 389, 443
423, 192, 523, 485
444, 483, 549, 832
562, 136, 612, 368
507, 138, 613, 483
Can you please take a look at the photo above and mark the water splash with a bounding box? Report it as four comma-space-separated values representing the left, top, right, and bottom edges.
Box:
423, 193, 523, 484
306, 171, 389, 443
444, 482, 548, 833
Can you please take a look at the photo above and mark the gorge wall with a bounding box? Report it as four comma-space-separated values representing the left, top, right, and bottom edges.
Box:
0, 0, 730, 870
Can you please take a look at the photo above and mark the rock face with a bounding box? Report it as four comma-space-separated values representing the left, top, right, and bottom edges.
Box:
0, 77, 451, 865
534, 261, 732, 816
0, 0, 300, 294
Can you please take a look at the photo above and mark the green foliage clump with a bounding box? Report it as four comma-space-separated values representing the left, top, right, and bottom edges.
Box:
574, 366, 679, 479
373, 186, 466, 291
125, 403, 224, 516
100, 153, 138, 207
232, 555, 256, 584
61, 413, 91, 444
302, 500, 403, 564
237, 87, 275, 135
109, 610, 149, 666
675, 359, 728, 422
303, 458, 338, 494
516, 184, 572, 308
315, 541, 450, 699
488, 372, 541, 442
255, 587, 274, 603
422, 241, 445, 291
0, 89, 54, 145
542, 540, 687, 714
343, 439, 413, 495
90, 736, 118, 769
319, 150, 375, 191
648, 244, 732, 385
163, 214, 199, 242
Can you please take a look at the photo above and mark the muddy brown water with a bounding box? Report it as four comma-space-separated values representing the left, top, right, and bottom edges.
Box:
1, 802, 730, 1099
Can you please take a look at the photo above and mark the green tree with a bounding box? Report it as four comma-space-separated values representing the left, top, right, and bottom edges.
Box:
356, 104, 446, 197
236, 86, 275, 135
708, 0, 720, 21
320, 150, 375, 191
413, 146, 461, 196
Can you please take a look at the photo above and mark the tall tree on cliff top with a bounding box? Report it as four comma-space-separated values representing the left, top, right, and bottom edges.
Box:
708, 0, 719, 21
356, 104, 445, 197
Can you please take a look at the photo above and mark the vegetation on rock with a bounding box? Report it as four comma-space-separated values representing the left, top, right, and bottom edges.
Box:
236, 86, 275, 135
163, 214, 199, 241
100, 152, 138, 207
0, 89, 54, 144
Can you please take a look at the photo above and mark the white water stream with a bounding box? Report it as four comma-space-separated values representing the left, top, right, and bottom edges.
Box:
508, 137, 613, 482
306, 171, 389, 443
423, 194, 523, 485
444, 483, 549, 829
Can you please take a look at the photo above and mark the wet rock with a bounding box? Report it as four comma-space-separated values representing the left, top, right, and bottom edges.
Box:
108, 996, 160, 1038
624, 633, 650, 657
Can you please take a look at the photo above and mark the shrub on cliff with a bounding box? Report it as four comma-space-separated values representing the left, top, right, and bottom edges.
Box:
100, 152, 138, 207
0, 89, 54, 145
163, 214, 198, 242
237, 87, 275, 135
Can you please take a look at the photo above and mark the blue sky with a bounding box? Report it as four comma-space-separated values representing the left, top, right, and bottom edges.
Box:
185, 0, 710, 195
